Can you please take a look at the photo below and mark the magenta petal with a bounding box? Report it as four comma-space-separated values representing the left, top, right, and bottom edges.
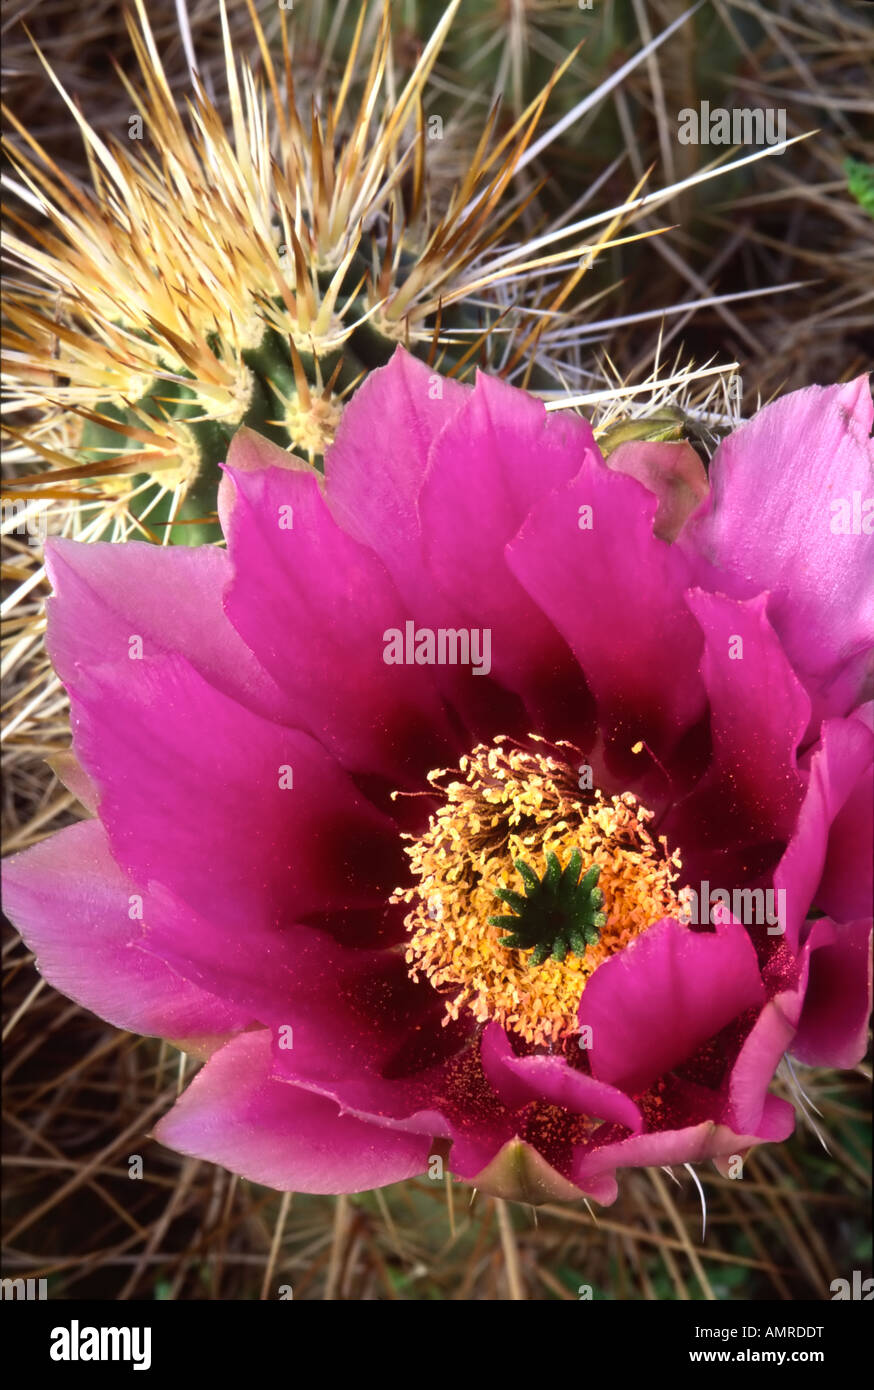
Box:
817, 755, 873, 924
2, 821, 246, 1040
325, 352, 528, 736
64, 650, 400, 930
506, 455, 705, 759
134, 887, 467, 1117
44, 537, 286, 725
726, 916, 861, 1132
774, 714, 874, 951
266, 939, 467, 1118
367, 1097, 515, 1185
324, 347, 468, 608
418, 373, 595, 728
607, 437, 709, 542
725, 999, 802, 1137
153, 1031, 431, 1193
668, 591, 809, 877
579, 918, 764, 1094
792, 918, 873, 1068
222, 431, 454, 784
574, 1117, 794, 1191
753, 1094, 798, 1143
480, 1024, 642, 1132
680, 378, 874, 712
133, 882, 307, 1025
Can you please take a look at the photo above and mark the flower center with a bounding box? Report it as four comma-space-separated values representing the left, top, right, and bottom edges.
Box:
392, 736, 687, 1047
489, 851, 607, 966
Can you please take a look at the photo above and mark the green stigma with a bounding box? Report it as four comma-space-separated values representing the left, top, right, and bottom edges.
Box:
488, 850, 607, 967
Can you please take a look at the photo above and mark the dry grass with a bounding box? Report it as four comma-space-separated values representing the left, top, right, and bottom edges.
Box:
438, 0, 874, 399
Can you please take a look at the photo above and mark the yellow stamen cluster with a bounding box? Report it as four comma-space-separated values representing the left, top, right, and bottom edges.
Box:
392, 736, 687, 1047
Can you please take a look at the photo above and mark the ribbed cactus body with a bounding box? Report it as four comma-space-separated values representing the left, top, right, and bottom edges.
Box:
76, 258, 514, 544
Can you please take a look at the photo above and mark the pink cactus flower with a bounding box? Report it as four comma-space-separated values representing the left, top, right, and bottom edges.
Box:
4, 352, 871, 1204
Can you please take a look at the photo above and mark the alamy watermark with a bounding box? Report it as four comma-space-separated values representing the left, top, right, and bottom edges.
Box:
830, 491, 874, 534
383, 621, 492, 676
678, 881, 786, 935
1, 1276, 47, 1299
1, 499, 48, 542
50, 1321, 151, 1370
830, 1271, 874, 1299
678, 102, 786, 148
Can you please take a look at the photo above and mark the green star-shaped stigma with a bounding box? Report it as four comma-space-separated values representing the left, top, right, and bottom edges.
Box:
488, 850, 606, 967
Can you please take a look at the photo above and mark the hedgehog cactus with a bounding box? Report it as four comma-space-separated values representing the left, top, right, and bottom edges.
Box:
4, 0, 784, 553
4, 0, 624, 546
